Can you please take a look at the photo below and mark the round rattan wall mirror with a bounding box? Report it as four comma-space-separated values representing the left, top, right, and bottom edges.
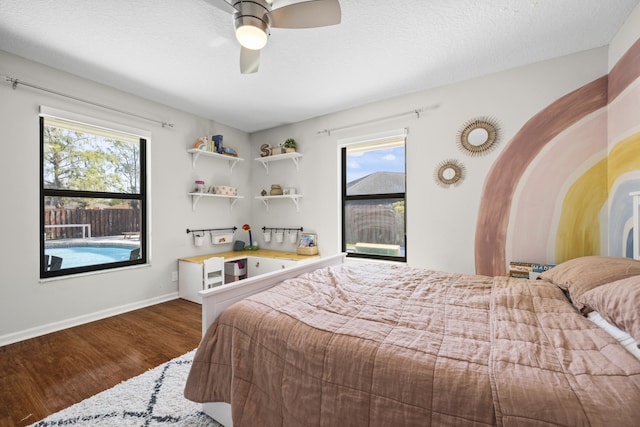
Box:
434, 159, 466, 188
457, 117, 500, 156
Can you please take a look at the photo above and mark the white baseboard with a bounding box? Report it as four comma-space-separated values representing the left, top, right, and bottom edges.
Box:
0, 292, 179, 347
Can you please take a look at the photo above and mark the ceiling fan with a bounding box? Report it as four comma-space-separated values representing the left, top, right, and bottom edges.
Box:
208, 0, 341, 74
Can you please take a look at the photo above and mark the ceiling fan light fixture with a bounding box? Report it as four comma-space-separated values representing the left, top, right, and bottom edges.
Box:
224, 0, 341, 74
235, 23, 268, 50
233, 1, 271, 50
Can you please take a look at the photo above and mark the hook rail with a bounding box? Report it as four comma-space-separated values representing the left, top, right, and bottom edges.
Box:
186, 226, 237, 234
261, 226, 303, 232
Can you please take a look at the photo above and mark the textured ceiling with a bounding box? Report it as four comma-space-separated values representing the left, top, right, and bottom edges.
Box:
0, 0, 638, 133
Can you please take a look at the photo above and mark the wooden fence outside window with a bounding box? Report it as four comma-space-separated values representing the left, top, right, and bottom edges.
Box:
44, 208, 140, 239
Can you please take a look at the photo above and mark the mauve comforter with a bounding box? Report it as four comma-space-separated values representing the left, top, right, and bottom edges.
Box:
184, 263, 640, 426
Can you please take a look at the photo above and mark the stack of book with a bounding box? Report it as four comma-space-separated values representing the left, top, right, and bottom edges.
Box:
509, 261, 556, 279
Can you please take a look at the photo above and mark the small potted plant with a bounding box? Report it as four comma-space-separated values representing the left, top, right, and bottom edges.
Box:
283, 138, 297, 153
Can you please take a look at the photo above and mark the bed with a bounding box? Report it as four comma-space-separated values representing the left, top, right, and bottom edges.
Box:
184, 252, 640, 426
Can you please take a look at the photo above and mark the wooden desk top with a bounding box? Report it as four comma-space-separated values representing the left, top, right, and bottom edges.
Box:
178, 249, 319, 264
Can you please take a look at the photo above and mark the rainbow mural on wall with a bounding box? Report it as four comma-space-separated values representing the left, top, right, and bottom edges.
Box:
475, 38, 640, 276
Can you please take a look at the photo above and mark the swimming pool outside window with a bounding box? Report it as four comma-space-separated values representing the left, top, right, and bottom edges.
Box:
40, 113, 147, 278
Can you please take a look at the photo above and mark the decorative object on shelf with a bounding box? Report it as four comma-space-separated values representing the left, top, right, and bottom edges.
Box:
456, 116, 500, 156
434, 159, 466, 188
192, 137, 208, 150
260, 143, 272, 157
283, 138, 297, 153
211, 185, 237, 196
221, 146, 238, 157
194, 180, 206, 193
211, 135, 223, 153
270, 184, 283, 195
281, 187, 297, 196
261, 189, 267, 196
242, 223, 258, 250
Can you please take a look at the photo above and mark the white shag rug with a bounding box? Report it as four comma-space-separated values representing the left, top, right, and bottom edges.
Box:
30, 350, 223, 427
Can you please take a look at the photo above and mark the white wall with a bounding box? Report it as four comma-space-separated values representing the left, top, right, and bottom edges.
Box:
0, 50, 251, 345
249, 47, 608, 274
609, 2, 640, 68
0, 14, 626, 343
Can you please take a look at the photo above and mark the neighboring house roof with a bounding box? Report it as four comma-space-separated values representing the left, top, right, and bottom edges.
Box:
347, 172, 405, 195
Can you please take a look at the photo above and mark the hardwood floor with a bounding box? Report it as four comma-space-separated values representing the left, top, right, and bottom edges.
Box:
0, 298, 202, 427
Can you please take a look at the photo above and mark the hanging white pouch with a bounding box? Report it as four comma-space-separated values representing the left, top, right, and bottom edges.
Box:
212, 232, 233, 245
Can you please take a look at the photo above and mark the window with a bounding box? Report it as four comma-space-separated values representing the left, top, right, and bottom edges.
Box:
40, 115, 147, 278
341, 136, 406, 261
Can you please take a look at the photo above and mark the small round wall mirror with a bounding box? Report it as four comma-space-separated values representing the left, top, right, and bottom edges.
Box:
434, 159, 465, 187
457, 117, 500, 156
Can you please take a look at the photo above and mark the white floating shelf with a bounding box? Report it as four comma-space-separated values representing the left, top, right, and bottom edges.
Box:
187, 148, 244, 173
255, 194, 303, 212
188, 192, 243, 211
254, 152, 302, 174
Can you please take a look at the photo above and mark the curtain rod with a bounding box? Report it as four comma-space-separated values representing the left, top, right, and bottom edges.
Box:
317, 104, 439, 136
2, 74, 175, 128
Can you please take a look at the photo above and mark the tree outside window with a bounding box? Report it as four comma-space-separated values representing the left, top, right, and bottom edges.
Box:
40, 116, 147, 278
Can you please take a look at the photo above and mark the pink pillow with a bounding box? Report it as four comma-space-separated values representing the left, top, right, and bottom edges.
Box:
539, 256, 640, 310
576, 275, 640, 344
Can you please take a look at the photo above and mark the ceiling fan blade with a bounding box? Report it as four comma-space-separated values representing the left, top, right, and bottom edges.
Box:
270, 0, 341, 29
240, 47, 260, 74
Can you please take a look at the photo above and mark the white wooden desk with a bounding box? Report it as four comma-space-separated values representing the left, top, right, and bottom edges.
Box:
178, 249, 319, 303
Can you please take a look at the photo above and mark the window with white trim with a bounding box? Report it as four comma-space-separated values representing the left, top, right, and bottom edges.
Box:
341, 135, 406, 261
40, 115, 147, 278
